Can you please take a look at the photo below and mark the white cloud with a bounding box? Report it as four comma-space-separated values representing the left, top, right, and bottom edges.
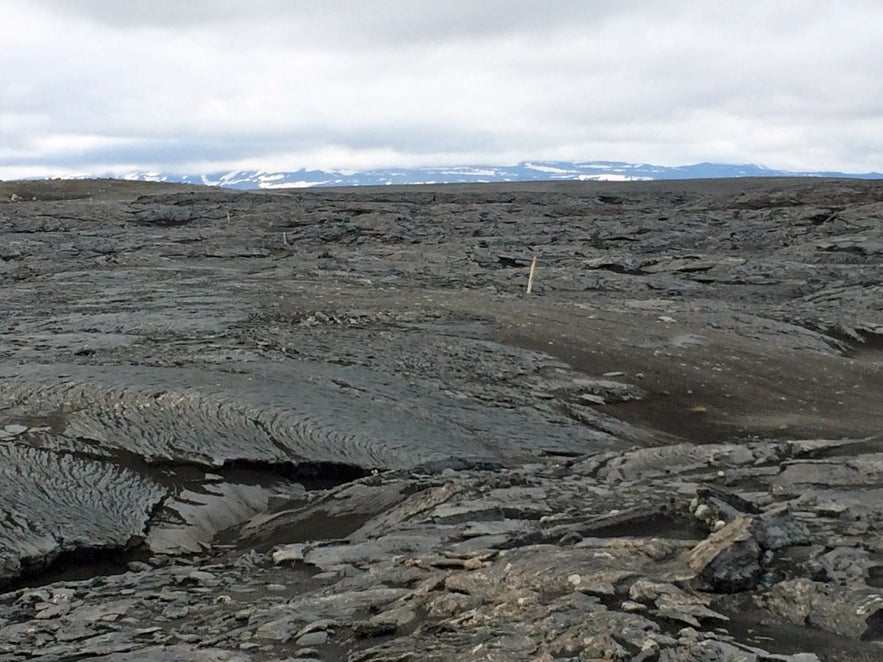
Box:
1, 0, 882, 178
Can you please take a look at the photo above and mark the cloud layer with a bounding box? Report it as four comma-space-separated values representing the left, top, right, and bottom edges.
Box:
2, 0, 882, 178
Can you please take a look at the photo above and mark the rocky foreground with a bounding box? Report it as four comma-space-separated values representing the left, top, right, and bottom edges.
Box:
0, 177, 881, 661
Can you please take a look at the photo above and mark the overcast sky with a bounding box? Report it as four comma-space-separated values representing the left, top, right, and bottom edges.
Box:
2, 0, 882, 179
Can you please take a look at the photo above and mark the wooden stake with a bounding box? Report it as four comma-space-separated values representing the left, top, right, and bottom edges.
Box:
226, 211, 231, 222
526, 256, 537, 294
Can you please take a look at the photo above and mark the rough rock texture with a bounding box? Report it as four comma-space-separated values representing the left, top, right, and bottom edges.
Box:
0, 177, 881, 660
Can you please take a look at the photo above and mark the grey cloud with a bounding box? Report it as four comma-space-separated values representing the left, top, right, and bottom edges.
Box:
33, 0, 264, 28
3, 1, 883, 176
0, 123, 507, 171
39, 1, 626, 30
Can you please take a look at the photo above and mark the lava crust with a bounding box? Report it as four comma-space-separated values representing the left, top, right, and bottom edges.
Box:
0, 177, 881, 661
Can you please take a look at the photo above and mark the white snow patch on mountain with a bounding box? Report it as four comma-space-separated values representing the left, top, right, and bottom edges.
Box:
259, 180, 326, 189
524, 163, 574, 174
123, 172, 164, 182
438, 168, 498, 176
578, 174, 651, 182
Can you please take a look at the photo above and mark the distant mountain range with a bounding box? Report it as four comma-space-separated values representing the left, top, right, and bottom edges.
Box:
119, 161, 883, 189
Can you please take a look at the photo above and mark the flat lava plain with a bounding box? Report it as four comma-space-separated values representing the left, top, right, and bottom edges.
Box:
0, 178, 881, 661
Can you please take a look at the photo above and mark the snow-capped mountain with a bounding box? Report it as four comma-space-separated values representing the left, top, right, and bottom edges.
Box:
121, 161, 882, 189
